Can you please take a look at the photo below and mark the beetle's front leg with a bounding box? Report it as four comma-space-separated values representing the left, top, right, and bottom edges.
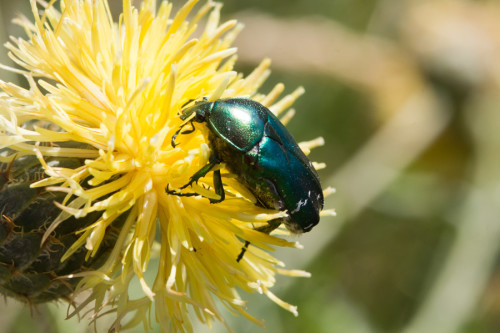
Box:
165, 185, 200, 197
179, 160, 218, 190
167, 155, 224, 203
171, 121, 197, 148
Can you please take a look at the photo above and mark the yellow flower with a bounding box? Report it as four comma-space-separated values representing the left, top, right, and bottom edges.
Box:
0, 0, 333, 331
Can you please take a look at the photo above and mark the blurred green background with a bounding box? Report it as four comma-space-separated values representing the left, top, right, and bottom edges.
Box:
1, 0, 500, 332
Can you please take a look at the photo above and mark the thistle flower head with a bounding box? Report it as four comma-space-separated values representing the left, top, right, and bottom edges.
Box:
0, 0, 331, 331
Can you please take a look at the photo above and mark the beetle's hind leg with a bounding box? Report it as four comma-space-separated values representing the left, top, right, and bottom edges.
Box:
236, 219, 282, 262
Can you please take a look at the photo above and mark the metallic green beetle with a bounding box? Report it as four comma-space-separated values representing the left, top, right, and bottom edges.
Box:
168, 97, 324, 260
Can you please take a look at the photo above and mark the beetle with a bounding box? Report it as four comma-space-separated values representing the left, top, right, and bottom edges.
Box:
168, 97, 324, 261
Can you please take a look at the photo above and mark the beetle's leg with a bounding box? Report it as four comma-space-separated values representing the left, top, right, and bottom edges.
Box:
166, 162, 216, 196
236, 219, 282, 262
182, 120, 196, 134
166, 184, 200, 197
171, 121, 197, 148
209, 169, 225, 204
180, 121, 196, 135
180, 157, 219, 190
171, 124, 185, 148
167, 155, 224, 202
236, 241, 251, 262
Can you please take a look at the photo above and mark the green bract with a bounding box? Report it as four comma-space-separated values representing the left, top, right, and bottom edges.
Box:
0, 154, 125, 303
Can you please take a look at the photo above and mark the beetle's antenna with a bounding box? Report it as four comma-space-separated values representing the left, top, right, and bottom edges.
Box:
180, 99, 196, 110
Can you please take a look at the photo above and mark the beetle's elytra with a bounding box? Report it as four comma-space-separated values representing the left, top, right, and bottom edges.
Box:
168, 98, 324, 258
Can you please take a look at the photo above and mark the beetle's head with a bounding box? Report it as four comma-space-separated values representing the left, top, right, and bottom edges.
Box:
180, 99, 213, 123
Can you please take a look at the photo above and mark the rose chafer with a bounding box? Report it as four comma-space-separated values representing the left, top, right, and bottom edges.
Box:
169, 98, 324, 260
